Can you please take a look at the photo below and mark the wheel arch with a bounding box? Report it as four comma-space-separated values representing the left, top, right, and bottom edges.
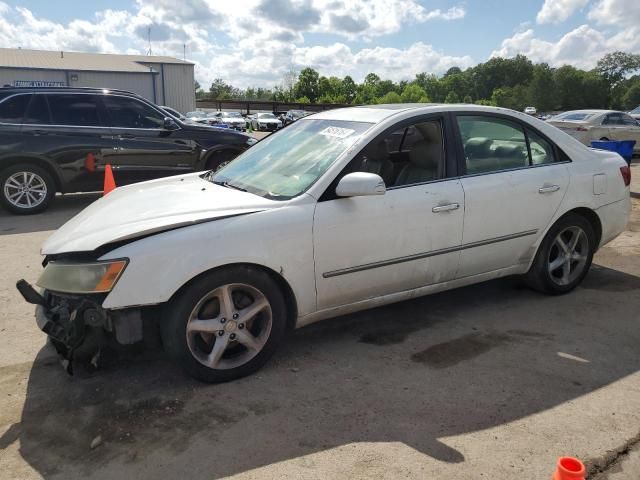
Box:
561, 207, 603, 250
166, 262, 299, 331
0, 155, 63, 192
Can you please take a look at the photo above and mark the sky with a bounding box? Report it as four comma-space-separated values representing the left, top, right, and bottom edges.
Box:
0, 0, 639, 89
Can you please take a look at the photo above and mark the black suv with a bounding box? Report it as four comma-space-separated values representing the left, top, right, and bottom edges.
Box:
0, 87, 255, 214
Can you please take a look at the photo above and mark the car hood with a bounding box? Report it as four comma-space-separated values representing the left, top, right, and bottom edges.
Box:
42, 173, 279, 254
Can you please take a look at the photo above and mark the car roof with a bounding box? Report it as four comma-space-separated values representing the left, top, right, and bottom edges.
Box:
308, 104, 532, 123
559, 109, 615, 115
0, 86, 139, 96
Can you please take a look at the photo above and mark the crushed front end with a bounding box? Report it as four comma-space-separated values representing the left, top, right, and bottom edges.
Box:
16, 257, 146, 374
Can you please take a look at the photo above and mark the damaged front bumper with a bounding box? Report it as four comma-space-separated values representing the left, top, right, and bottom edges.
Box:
16, 279, 144, 374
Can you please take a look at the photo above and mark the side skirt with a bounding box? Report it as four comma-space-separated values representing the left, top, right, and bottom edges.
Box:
295, 264, 528, 328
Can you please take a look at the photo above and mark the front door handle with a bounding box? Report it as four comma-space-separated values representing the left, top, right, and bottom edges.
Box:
539, 185, 560, 194
432, 203, 460, 213
118, 133, 135, 139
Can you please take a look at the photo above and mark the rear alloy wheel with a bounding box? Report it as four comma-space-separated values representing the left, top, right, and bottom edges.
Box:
161, 267, 287, 383
0, 164, 55, 214
524, 213, 595, 294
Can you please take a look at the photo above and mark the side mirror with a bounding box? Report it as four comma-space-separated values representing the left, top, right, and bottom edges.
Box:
163, 117, 179, 130
335, 172, 386, 198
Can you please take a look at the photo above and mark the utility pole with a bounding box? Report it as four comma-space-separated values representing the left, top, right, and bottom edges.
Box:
147, 27, 152, 56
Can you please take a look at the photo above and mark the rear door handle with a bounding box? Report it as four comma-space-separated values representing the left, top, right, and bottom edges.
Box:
118, 133, 135, 139
432, 203, 460, 213
538, 185, 560, 194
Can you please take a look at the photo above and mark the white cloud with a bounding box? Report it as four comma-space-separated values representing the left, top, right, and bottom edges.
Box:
536, 0, 589, 24
0, 0, 471, 89
588, 0, 640, 27
491, 22, 640, 70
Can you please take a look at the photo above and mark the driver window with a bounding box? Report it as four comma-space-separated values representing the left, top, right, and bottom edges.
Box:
348, 120, 445, 188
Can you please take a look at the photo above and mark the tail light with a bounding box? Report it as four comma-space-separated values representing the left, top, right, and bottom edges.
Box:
620, 165, 631, 187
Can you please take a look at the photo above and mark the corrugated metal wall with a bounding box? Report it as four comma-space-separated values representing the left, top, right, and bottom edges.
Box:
138, 62, 195, 113
71, 71, 155, 100
0, 64, 195, 113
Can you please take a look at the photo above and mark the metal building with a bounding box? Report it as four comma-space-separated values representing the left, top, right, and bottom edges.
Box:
0, 48, 195, 112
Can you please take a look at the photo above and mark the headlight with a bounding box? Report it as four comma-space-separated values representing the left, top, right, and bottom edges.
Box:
246, 137, 258, 146
37, 260, 128, 294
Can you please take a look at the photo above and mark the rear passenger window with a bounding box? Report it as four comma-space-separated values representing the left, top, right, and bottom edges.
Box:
527, 129, 555, 165
103, 96, 165, 129
24, 95, 50, 124
0, 94, 30, 123
457, 116, 528, 174
47, 94, 104, 126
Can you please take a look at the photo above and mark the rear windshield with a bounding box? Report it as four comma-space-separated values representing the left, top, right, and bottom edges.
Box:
553, 112, 595, 121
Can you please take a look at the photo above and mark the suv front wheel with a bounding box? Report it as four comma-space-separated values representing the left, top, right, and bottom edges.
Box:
0, 164, 56, 214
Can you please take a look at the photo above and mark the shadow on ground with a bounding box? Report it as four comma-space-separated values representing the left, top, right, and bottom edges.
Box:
2, 265, 640, 478
0, 193, 100, 235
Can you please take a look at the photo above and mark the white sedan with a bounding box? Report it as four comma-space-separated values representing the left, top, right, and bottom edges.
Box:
18, 105, 631, 382
251, 112, 282, 131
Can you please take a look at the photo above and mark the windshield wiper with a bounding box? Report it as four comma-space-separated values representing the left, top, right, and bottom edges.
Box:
212, 179, 247, 192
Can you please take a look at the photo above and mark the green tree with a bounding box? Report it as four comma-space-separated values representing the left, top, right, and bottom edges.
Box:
400, 84, 429, 103
528, 63, 557, 111
622, 80, 640, 110
378, 91, 402, 104
463, 95, 473, 104
491, 85, 529, 111
445, 91, 460, 103
294, 68, 320, 103
209, 78, 235, 99
596, 51, 640, 87
341, 75, 357, 103
415, 73, 445, 102
296, 96, 311, 104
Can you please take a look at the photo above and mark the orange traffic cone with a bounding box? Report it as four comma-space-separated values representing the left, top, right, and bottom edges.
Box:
552, 457, 586, 480
103, 164, 116, 195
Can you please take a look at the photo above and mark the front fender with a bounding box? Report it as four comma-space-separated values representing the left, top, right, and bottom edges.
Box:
99, 202, 317, 318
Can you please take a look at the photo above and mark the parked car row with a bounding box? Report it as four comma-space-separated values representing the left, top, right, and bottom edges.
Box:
0, 87, 256, 214
546, 109, 640, 153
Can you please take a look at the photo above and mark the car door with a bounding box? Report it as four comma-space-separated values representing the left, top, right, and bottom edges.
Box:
313, 115, 465, 311
19, 93, 118, 192
101, 94, 199, 185
453, 113, 570, 278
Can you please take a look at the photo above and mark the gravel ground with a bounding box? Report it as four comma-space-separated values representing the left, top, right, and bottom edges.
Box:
0, 161, 638, 480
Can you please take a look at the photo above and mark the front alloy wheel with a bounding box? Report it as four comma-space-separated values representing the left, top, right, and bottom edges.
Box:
0, 164, 55, 214
161, 266, 287, 383
186, 283, 272, 370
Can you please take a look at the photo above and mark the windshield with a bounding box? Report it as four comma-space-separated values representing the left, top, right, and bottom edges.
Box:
631, 106, 640, 114
259, 113, 277, 119
225, 112, 242, 118
211, 119, 372, 200
187, 111, 205, 117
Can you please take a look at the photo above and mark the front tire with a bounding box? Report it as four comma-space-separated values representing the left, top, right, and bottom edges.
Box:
161, 266, 287, 383
524, 214, 595, 295
0, 164, 55, 215
206, 150, 237, 172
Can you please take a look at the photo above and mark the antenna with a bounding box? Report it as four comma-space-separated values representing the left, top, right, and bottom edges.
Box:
183, 44, 186, 61
147, 26, 152, 56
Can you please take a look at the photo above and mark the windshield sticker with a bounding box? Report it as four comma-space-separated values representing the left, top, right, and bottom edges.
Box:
319, 126, 356, 139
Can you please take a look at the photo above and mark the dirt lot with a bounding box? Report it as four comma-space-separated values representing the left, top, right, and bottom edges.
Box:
0, 163, 639, 480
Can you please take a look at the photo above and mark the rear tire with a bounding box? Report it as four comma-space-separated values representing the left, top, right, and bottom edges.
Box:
0, 164, 56, 215
161, 266, 287, 383
206, 151, 238, 172
524, 213, 595, 295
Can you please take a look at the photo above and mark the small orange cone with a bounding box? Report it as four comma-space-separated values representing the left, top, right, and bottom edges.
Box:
103, 164, 116, 195
552, 457, 586, 480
